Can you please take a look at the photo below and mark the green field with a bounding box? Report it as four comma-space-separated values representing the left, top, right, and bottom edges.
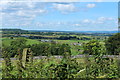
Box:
2, 37, 40, 46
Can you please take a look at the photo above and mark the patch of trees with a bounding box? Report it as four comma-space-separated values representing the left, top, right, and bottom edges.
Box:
28, 35, 80, 40
58, 36, 79, 40
29, 35, 92, 40
1, 38, 71, 57
105, 33, 120, 55
2, 38, 28, 57
1, 29, 29, 34
83, 40, 105, 55
29, 36, 56, 39
30, 43, 71, 56
83, 33, 120, 55
79, 37, 91, 40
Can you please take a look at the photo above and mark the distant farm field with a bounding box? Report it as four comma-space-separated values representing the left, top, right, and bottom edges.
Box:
2, 37, 40, 46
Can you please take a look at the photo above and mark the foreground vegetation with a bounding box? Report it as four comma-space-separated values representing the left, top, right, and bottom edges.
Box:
1, 49, 120, 79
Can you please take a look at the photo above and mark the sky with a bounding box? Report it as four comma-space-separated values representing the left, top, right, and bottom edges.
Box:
0, 1, 118, 31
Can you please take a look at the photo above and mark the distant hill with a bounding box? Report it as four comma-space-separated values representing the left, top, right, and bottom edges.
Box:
0, 28, 119, 34
29, 30, 119, 33
73, 31, 119, 33
0, 29, 30, 33
0, 29, 27, 32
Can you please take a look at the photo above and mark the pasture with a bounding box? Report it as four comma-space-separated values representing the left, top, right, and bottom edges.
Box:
1, 37, 40, 46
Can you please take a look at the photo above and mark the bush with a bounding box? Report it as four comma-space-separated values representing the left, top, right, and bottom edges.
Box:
83, 40, 104, 55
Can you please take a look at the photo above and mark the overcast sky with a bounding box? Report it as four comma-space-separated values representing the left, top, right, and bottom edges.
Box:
0, 1, 118, 31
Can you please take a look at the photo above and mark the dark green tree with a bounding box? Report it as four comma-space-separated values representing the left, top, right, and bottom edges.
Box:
31, 43, 51, 56
50, 43, 60, 55
10, 38, 27, 57
105, 33, 120, 55
83, 40, 104, 55
58, 44, 71, 55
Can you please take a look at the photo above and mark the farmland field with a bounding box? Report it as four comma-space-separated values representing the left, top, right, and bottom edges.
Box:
2, 38, 40, 46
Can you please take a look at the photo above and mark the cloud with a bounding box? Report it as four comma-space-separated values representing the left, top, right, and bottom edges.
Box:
26, 2, 36, 8
95, 0, 103, 2
83, 19, 91, 23
0, 0, 119, 2
1, 2, 117, 31
86, 4, 96, 8
1, 2, 48, 28
52, 3, 77, 14
107, 17, 114, 20
80, 17, 116, 27
0, 0, 80, 2
86, 17, 116, 24
98, 17, 106, 21
73, 24, 81, 26
98, 17, 114, 22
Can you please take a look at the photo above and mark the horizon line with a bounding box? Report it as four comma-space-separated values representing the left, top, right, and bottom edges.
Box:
0, 28, 119, 32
